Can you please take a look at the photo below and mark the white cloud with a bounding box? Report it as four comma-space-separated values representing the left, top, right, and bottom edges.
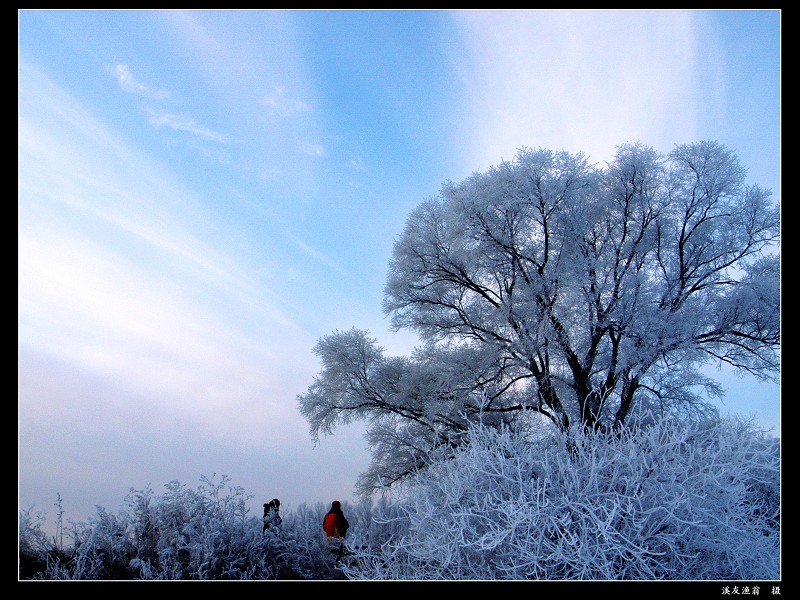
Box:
109, 63, 170, 100
144, 10, 328, 196
147, 110, 230, 144
452, 9, 701, 171
261, 85, 312, 119
19, 61, 314, 448
296, 139, 326, 157
292, 238, 349, 276
108, 63, 229, 145
348, 156, 367, 172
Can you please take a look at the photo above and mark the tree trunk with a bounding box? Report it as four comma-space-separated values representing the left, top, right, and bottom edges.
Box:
614, 375, 639, 428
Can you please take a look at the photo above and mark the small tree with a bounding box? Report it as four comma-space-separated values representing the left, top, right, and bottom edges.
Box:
299, 141, 779, 494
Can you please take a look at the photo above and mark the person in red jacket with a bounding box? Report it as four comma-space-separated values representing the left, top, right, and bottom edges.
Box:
323, 500, 349, 539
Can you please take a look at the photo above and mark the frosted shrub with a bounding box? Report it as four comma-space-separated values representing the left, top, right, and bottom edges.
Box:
342, 415, 780, 580
18, 508, 55, 579
19, 475, 349, 579
256, 502, 350, 580
19, 508, 51, 557
119, 475, 326, 579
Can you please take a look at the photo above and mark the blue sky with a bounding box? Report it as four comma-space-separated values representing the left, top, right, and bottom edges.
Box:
18, 9, 780, 528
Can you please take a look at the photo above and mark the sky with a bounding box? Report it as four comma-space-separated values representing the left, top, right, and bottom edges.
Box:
18, 9, 781, 531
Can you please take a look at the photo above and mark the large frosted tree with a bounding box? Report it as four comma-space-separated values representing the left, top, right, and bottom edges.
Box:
298, 141, 780, 495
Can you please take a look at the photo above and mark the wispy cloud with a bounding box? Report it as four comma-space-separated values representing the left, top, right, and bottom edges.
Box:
148, 11, 329, 189
259, 87, 326, 157
19, 62, 312, 441
146, 109, 230, 144
261, 85, 312, 119
109, 63, 170, 100
348, 156, 367, 172
18, 227, 305, 433
292, 238, 348, 276
296, 139, 326, 157
452, 10, 701, 171
109, 63, 229, 145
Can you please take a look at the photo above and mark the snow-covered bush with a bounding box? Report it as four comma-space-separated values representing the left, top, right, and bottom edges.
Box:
341, 414, 780, 580
19, 475, 351, 579
19, 416, 779, 581
18, 507, 56, 579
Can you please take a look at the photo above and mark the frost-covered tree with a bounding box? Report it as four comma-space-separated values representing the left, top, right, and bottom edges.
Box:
298, 141, 779, 495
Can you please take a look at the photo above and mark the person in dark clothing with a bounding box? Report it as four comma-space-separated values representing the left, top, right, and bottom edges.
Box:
323, 500, 350, 561
322, 500, 349, 539
263, 498, 282, 533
